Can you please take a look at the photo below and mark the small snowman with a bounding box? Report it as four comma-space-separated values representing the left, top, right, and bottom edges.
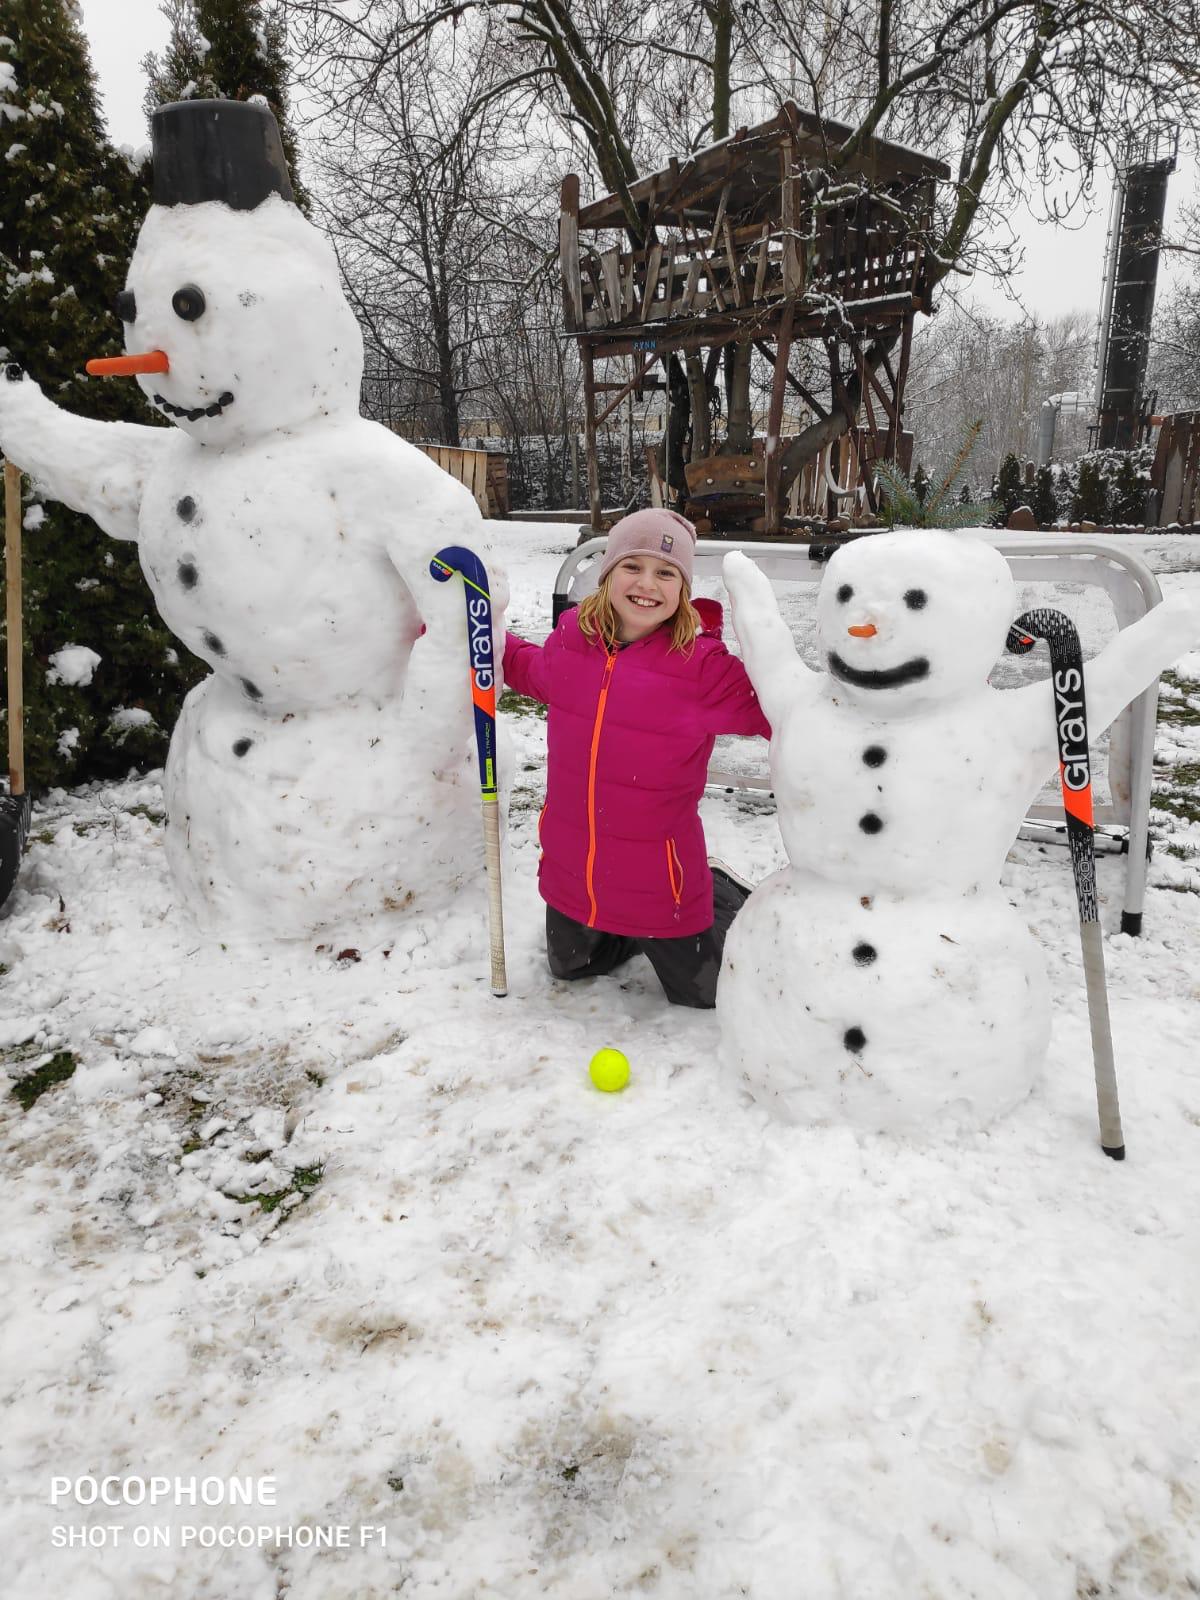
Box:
719, 531, 1200, 1135
0, 100, 502, 941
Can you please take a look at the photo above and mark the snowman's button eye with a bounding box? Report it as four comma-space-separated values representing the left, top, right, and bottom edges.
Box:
115, 290, 136, 322
904, 588, 928, 610
836, 584, 854, 603
172, 285, 206, 321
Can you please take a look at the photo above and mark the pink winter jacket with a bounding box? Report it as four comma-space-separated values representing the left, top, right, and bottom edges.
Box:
503, 606, 770, 938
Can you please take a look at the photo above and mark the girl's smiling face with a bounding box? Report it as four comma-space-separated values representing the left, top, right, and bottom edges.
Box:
608, 555, 684, 642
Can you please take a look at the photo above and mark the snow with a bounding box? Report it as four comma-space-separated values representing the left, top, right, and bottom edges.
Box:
1, 521, 1199, 1598
46, 643, 101, 687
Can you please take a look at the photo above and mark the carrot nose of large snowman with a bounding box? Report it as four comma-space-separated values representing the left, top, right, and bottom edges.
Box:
847, 622, 877, 638
86, 351, 170, 377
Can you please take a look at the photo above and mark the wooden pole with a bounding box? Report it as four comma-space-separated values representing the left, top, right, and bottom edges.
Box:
4, 461, 24, 798
581, 342, 603, 531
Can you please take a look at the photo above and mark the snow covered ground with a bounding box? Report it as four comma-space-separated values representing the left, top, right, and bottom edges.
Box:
2, 523, 1199, 1600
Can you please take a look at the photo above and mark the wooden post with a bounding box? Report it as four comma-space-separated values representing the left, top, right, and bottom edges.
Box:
581, 342, 603, 531
4, 461, 24, 797
764, 303, 795, 534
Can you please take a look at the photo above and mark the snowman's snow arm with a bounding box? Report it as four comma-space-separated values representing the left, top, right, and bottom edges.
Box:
1011, 590, 1200, 742
0, 368, 165, 543
723, 550, 815, 726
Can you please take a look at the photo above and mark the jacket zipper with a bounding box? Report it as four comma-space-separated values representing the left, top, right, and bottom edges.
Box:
584, 648, 618, 926
665, 838, 684, 920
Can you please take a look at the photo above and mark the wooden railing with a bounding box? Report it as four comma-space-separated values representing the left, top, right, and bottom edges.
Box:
561, 179, 930, 335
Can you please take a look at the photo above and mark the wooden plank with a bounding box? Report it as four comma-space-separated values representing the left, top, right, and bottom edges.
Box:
764, 300, 795, 534
683, 454, 762, 496
752, 222, 771, 301
780, 138, 800, 295
641, 242, 663, 321
600, 248, 623, 319
559, 174, 584, 331
723, 216, 743, 307
583, 255, 609, 327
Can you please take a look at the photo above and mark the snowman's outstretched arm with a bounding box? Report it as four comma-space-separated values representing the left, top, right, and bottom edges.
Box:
0, 367, 165, 542
722, 550, 815, 727
1013, 591, 1200, 740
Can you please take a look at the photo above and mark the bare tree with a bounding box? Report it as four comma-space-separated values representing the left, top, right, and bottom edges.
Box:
308, 28, 547, 444
286, 0, 1200, 490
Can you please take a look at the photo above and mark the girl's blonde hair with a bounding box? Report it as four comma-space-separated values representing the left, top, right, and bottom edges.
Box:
577, 569, 701, 654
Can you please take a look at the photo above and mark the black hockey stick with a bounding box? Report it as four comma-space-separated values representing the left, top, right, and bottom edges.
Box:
1007, 609, 1125, 1160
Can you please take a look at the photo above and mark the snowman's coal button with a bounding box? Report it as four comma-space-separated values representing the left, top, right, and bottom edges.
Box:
176, 496, 196, 522
202, 631, 225, 656
863, 745, 887, 767
843, 1026, 867, 1053
177, 560, 198, 589
852, 942, 877, 965
859, 812, 884, 834
240, 678, 263, 701
232, 738, 253, 758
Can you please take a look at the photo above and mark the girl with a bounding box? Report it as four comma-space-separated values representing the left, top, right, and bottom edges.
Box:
504, 509, 770, 1008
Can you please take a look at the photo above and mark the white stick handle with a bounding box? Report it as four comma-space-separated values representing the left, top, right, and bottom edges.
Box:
1080, 921, 1124, 1156
483, 798, 507, 996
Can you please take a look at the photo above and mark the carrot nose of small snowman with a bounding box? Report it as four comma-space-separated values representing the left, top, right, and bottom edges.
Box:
847, 622, 878, 638
86, 351, 170, 377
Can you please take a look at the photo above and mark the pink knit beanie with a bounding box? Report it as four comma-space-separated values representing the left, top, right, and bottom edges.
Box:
597, 509, 697, 586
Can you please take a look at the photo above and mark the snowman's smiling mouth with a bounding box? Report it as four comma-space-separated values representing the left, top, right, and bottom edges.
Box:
152, 388, 235, 422
829, 651, 930, 689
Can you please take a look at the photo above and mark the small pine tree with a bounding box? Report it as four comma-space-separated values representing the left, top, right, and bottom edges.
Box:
1072, 459, 1110, 524
912, 462, 930, 506
142, 0, 309, 210
1, 0, 205, 790
991, 452, 1024, 525
1032, 465, 1057, 528
875, 420, 997, 529
1110, 453, 1146, 525
959, 481, 972, 505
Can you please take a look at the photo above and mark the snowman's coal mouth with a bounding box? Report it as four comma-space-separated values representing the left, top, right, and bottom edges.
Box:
829, 651, 930, 689
152, 389, 235, 423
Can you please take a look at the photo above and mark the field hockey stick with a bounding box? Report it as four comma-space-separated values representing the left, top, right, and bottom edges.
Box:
429, 545, 507, 997
1007, 609, 1124, 1160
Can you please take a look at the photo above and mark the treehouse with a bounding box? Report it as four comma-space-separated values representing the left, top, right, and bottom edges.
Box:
559, 100, 950, 534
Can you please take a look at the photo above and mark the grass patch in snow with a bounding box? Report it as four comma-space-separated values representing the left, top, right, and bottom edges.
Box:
10, 1050, 79, 1110
231, 1161, 326, 1216
1158, 672, 1200, 725
499, 689, 547, 720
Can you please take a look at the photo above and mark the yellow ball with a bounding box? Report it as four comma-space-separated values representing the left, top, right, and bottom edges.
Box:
588, 1047, 630, 1093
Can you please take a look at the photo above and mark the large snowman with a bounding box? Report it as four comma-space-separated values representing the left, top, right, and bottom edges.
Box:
719, 532, 1199, 1135
0, 100, 502, 942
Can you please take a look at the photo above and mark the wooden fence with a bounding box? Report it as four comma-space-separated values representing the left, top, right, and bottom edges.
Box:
416, 445, 509, 519
1151, 412, 1200, 526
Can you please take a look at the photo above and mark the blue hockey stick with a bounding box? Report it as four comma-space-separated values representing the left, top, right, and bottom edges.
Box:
430, 545, 506, 996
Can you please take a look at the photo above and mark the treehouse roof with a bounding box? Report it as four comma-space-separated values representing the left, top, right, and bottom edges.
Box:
577, 100, 952, 235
